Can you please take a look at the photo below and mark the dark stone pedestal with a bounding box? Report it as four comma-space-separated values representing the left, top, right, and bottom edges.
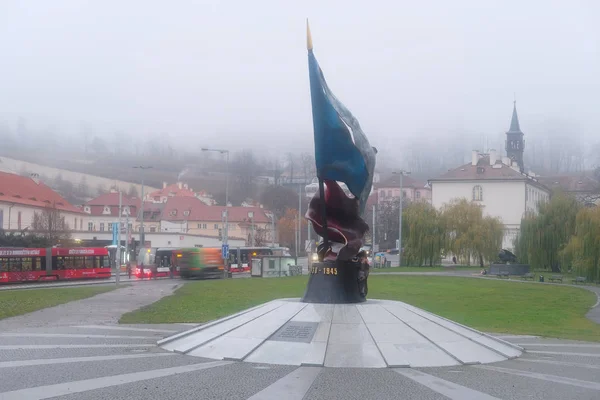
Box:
301, 260, 365, 304
489, 263, 530, 276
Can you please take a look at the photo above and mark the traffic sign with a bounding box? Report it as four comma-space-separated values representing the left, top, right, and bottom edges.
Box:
112, 224, 119, 245
221, 244, 229, 259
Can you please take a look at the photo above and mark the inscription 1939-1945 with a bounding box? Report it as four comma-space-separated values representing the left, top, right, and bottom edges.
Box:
309, 266, 338, 275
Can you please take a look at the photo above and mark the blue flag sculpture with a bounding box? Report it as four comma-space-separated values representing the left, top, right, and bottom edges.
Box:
305, 21, 377, 261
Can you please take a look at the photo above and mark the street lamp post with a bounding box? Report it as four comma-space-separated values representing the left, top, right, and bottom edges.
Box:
247, 211, 255, 247
116, 190, 122, 286
392, 170, 410, 267
124, 206, 130, 274
298, 183, 302, 256
133, 166, 152, 249
270, 212, 275, 248
202, 148, 230, 278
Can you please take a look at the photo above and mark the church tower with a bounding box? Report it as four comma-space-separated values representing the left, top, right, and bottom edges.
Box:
505, 101, 525, 172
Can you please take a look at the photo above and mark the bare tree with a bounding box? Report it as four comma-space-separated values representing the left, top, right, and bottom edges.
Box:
31, 203, 71, 243
300, 153, 315, 182
259, 185, 306, 219
77, 176, 90, 197
253, 226, 269, 247
96, 183, 106, 196
232, 150, 262, 199
127, 184, 139, 198
286, 153, 295, 184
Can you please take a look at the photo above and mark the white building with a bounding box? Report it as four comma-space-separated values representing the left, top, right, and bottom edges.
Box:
0, 171, 85, 232
430, 102, 551, 251
430, 150, 550, 251
375, 175, 432, 205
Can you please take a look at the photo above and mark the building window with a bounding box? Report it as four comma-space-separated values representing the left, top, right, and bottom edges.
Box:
214, 224, 218, 229
402, 190, 407, 198
17, 211, 22, 230
108, 223, 113, 231
472, 185, 483, 201
416, 191, 421, 199
80, 219, 83, 230
202, 223, 207, 229
379, 190, 385, 198
100, 223, 105, 231
88, 222, 94, 231
197, 223, 201, 229
150, 226, 156, 233
387, 190, 392, 197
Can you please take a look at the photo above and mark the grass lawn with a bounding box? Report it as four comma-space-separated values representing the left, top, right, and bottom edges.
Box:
371, 266, 481, 273
120, 276, 600, 342
0, 285, 118, 320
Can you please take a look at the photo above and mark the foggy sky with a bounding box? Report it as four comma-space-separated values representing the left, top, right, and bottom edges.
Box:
1, 0, 598, 158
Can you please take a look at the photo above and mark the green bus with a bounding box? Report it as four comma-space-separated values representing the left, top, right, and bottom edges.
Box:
178, 247, 225, 279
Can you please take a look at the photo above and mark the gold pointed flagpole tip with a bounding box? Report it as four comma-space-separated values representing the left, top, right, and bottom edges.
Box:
306, 19, 313, 50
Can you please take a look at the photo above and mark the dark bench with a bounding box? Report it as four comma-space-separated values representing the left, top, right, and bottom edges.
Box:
572, 276, 587, 284
548, 275, 563, 283
496, 273, 510, 279
521, 273, 535, 280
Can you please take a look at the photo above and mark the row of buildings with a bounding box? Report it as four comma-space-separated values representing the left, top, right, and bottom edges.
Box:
0, 177, 274, 249
1, 102, 598, 254
373, 102, 599, 251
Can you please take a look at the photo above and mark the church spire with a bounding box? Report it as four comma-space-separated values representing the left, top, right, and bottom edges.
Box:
508, 100, 521, 133
505, 100, 525, 173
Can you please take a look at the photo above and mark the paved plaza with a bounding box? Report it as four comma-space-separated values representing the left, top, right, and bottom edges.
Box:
0, 279, 598, 399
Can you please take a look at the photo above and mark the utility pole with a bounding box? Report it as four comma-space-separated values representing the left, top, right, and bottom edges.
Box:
298, 183, 302, 256
270, 212, 275, 248
133, 166, 152, 249
372, 203, 376, 251
116, 190, 122, 286
201, 147, 230, 278
393, 170, 411, 267
247, 211, 255, 247
139, 177, 144, 247
124, 205, 130, 274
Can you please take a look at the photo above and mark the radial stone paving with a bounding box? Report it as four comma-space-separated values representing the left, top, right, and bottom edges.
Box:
158, 298, 523, 368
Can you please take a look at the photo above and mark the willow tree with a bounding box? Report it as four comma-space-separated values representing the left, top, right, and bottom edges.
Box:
515, 190, 580, 272
441, 199, 503, 266
402, 202, 444, 266
561, 207, 600, 281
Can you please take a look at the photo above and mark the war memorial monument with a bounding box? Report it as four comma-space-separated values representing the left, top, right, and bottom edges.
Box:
158, 23, 523, 369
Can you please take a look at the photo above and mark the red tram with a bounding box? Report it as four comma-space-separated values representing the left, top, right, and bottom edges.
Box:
0, 247, 112, 284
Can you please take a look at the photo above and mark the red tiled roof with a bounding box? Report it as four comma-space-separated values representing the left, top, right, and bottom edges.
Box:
86, 192, 141, 208
537, 175, 600, 193
83, 192, 142, 217
147, 183, 196, 199
430, 156, 525, 181
375, 175, 427, 189
161, 197, 272, 223
161, 197, 208, 221
0, 171, 82, 213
